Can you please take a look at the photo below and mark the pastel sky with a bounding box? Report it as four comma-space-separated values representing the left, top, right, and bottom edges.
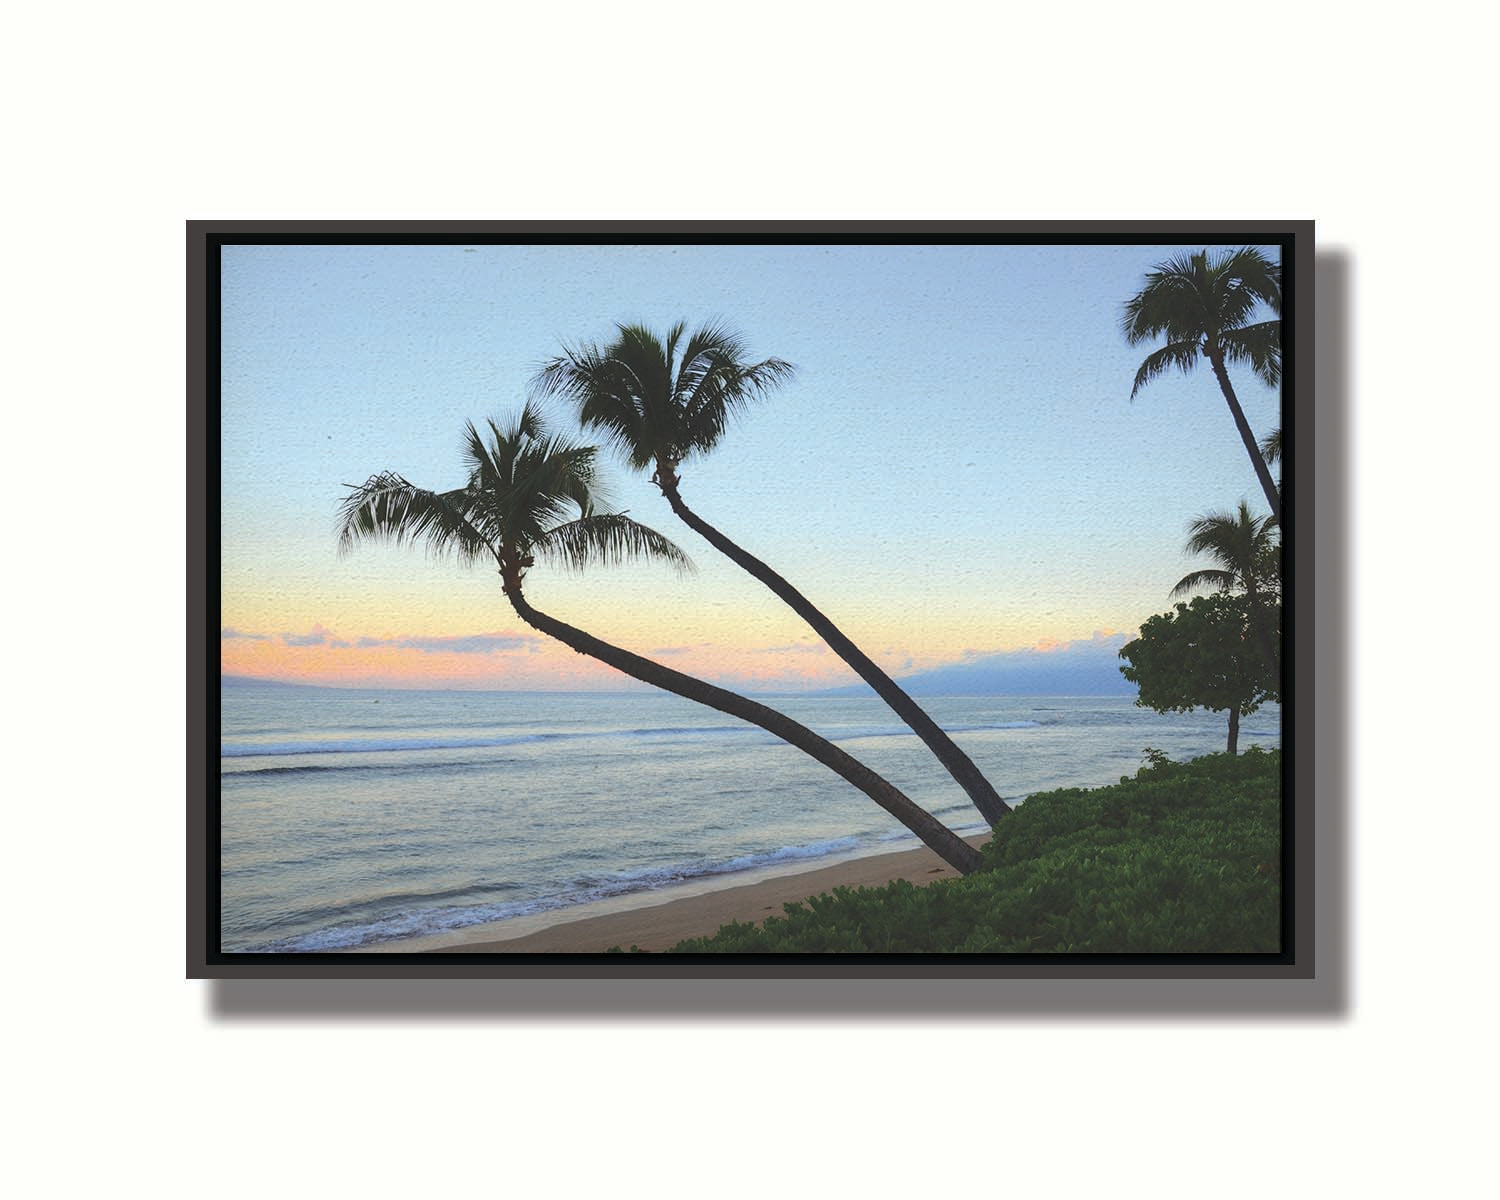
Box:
219, 240, 1282, 692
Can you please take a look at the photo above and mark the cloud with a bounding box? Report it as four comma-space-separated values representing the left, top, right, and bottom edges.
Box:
760, 642, 827, 655
386, 633, 538, 655
281, 624, 336, 647
227, 625, 540, 655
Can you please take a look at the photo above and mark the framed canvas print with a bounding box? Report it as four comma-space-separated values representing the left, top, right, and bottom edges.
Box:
189, 220, 1313, 979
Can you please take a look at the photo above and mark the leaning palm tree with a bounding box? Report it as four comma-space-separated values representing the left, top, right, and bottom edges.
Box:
1122, 247, 1283, 521
534, 321, 1012, 828
336, 403, 982, 874
1171, 499, 1281, 685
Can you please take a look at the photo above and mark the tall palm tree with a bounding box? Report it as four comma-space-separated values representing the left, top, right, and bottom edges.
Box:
336, 403, 983, 875
1122, 247, 1283, 521
1170, 499, 1281, 685
534, 321, 1013, 828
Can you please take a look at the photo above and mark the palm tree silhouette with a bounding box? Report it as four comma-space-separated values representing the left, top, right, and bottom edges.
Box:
1122, 248, 1283, 521
337, 403, 983, 874
534, 321, 1012, 828
1170, 499, 1280, 683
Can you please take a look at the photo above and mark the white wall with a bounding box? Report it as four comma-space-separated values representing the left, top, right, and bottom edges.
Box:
7, 4, 1485, 1196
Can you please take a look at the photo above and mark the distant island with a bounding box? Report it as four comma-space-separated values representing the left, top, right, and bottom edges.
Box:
816, 635, 1134, 698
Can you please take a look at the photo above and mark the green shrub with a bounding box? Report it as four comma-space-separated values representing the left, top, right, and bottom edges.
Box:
667, 748, 1282, 954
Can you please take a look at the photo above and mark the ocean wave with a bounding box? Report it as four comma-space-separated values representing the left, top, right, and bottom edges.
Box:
829, 720, 1041, 742
222, 757, 528, 780
232, 833, 911, 953
220, 718, 1043, 762
220, 731, 576, 758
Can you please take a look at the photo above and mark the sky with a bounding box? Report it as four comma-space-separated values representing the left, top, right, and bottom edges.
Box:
219, 240, 1282, 692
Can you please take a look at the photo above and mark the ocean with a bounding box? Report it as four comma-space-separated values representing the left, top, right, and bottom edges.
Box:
218, 682, 1281, 952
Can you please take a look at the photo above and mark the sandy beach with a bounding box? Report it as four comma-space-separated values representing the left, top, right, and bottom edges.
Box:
359, 836, 988, 954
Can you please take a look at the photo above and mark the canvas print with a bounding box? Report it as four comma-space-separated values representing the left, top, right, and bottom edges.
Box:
203, 227, 1298, 968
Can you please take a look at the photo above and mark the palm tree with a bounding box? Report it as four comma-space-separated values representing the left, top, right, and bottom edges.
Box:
336, 403, 983, 875
534, 321, 1012, 828
1122, 247, 1283, 521
1170, 499, 1281, 686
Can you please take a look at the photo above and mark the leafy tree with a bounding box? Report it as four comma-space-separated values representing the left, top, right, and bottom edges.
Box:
534, 320, 1012, 827
336, 403, 982, 874
1118, 593, 1276, 754
1122, 248, 1282, 521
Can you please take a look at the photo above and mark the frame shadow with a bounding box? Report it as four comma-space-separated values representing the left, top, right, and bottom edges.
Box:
203, 244, 1350, 1022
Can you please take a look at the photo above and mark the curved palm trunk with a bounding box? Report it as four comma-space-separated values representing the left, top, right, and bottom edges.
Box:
1206, 350, 1282, 522
505, 585, 984, 875
657, 478, 1012, 827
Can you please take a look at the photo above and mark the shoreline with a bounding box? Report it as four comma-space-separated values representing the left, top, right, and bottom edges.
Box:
353, 835, 989, 954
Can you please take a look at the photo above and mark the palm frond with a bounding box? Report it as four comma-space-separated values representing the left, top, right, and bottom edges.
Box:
1260, 427, 1282, 466
516, 441, 606, 542
341, 404, 688, 600
1219, 319, 1282, 388
531, 512, 696, 576
1170, 568, 1235, 598
1121, 252, 1210, 345
533, 340, 661, 472
1220, 247, 1281, 314
336, 473, 495, 566
1129, 339, 1201, 398
614, 323, 678, 416
677, 357, 794, 461
1177, 500, 1280, 596
1184, 499, 1271, 553
534, 321, 794, 473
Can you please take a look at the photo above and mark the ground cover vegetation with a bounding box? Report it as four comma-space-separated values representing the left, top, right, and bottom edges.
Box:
659, 748, 1281, 953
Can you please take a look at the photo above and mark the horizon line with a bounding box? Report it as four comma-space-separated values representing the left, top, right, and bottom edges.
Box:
219, 672, 1135, 699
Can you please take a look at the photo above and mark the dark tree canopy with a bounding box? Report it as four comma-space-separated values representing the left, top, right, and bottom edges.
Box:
1119, 593, 1278, 753
1170, 499, 1281, 684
